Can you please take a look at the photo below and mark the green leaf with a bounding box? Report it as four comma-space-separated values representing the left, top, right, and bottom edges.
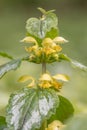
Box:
6, 88, 59, 130
38, 8, 55, 15
62, 114, 87, 130
46, 28, 59, 39
26, 11, 58, 39
38, 8, 47, 14
0, 52, 13, 59
0, 59, 21, 78
48, 95, 74, 123
59, 53, 71, 62
0, 116, 7, 129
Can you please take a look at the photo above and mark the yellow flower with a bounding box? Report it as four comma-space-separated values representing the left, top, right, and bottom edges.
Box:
20, 36, 37, 44
34, 48, 42, 57
52, 45, 62, 52
42, 38, 62, 55
43, 47, 55, 55
52, 79, 62, 90
38, 73, 62, 90
39, 81, 52, 88
53, 37, 68, 44
25, 45, 38, 52
38, 73, 69, 90
45, 120, 64, 130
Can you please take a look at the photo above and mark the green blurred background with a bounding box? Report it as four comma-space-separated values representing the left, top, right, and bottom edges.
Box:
0, 0, 87, 116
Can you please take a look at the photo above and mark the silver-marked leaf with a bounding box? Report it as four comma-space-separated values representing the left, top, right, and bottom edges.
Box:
0, 52, 13, 59
71, 60, 87, 72
59, 53, 87, 72
48, 95, 74, 123
0, 59, 21, 78
6, 88, 59, 130
26, 18, 41, 38
26, 12, 58, 39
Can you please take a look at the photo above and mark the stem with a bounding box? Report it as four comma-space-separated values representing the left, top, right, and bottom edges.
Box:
42, 62, 46, 74
41, 63, 47, 129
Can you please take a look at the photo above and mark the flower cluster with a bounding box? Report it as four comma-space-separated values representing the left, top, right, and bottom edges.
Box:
21, 36, 68, 63
18, 73, 69, 90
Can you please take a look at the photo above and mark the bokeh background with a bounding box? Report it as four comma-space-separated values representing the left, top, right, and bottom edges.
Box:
0, 0, 87, 116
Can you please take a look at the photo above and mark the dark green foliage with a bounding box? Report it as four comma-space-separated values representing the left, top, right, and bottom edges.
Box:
0, 116, 7, 130
48, 95, 74, 123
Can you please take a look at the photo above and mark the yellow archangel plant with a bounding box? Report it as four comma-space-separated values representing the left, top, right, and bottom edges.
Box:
0, 8, 87, 130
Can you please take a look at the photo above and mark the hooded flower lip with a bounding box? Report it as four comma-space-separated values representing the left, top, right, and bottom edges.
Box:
18, 75, 35, 87
53, 36, 68, 44
42, 38, 53, 47
39, 73, 52, 81
20, 36, 38, 44
53, 74, 69, 82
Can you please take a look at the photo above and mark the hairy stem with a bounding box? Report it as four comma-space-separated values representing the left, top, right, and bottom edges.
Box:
41, 62, 47, 129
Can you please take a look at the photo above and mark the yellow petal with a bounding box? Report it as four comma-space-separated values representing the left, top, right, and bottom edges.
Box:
25, 45, 38, 52
20, 36, 37, 44
53, 74, 69, 82
52, 79, 62, 89
53, 45, 62, 52
43, 47, 55, 55
39, 73, 52, 81
35, 48, 42, 56
39, 81, 52, 88
53, 37, 68, 44
18, 75, 34, 82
